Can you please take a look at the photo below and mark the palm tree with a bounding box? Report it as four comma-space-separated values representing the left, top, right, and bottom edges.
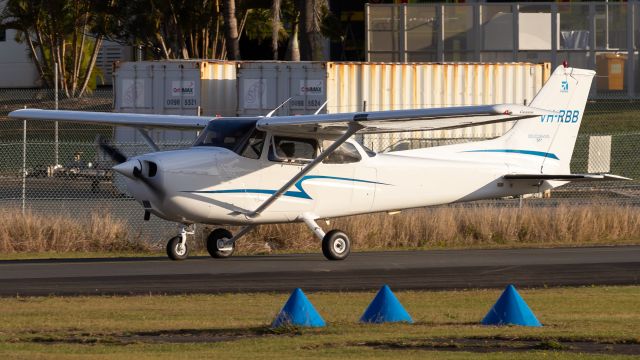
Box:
222, 0, 240, 60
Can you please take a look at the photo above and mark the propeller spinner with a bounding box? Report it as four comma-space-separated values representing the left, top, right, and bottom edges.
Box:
97, 136, 164, 198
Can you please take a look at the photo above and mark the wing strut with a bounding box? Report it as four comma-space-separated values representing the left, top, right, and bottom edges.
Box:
135, 128, 160, 152
248, 123, 363, 218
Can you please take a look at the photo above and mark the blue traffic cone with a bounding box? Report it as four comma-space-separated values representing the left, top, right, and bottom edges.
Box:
481, 284, 542, 327
360, 285, 413, 324
271, 288, 326, 328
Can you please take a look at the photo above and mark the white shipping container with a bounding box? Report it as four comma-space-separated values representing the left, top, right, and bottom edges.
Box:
113, 60, 236, 144
113, 60, 237, 116
236, 61, 328, 116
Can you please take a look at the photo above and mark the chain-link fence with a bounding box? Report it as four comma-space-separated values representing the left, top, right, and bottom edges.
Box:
0, 88, 638, 243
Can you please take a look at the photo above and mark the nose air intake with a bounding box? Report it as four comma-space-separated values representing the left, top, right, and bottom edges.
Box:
113, 160, 143, 180
113, 160, 159, 179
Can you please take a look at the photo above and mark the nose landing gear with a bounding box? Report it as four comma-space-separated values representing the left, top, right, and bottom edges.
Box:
166, 224, 194, 261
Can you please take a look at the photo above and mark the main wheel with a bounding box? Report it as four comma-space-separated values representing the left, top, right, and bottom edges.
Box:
166, 236, 189, 260
207, 228, 235, 258
322, 230, 351, 260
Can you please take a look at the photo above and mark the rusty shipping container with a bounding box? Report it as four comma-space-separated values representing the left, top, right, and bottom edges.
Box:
324, 62, 551, 150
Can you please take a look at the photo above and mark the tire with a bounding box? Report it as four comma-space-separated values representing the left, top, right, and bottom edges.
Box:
322, 230, 351, 261
207, 228, 235, 258
166, 236, 188, 261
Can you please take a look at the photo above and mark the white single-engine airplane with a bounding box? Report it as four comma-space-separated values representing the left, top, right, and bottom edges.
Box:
8, 65, 629, 261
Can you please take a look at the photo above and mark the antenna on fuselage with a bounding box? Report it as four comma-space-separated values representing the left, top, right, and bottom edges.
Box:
265, 97, 293, 118
313, 100, 328, 115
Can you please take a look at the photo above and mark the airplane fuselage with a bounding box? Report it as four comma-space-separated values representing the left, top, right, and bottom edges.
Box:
124, 136, 553, 225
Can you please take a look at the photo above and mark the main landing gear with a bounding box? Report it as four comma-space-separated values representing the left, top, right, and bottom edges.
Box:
302, 216, 351, 261
206, 225, 255, 259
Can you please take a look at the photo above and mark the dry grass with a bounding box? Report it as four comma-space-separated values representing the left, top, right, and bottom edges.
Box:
224, 204, 640, 254
1, 204, 639, 255
0, 210, 149, 253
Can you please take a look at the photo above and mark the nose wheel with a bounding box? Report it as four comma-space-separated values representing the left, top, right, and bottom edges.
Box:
166, 236, 189, 260
166, 224, 194, 261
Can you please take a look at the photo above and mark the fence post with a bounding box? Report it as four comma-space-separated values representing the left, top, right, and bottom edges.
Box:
55, 62, 59, 166
22, 119, 26, 215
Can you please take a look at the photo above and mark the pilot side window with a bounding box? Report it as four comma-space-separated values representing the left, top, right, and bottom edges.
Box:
239, 130, 266, 159
269, 136, 317, 163
322, 141, 362, 164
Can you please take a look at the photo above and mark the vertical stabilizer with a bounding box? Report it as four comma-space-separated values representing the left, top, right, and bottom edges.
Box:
499, 66, 595, 173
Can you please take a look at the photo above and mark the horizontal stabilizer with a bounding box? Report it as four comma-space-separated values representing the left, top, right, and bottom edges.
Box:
504, 173, 631, 181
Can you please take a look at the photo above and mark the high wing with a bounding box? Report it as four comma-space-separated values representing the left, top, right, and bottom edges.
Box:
504, 174, 632, 181
10, 104, 555, 135
7, 109, 257, 129
257, 104, 558, 135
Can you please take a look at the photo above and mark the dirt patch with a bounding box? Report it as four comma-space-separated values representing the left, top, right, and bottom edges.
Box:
120, 327, 280, 344
359, 336, 640, 355
15, 326, 302, 346
15, 329, 640, 355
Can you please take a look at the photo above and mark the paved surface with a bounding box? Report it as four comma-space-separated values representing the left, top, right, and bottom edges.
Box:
0, 246, 638, 296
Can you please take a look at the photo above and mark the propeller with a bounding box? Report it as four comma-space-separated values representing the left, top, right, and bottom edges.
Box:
97, 135, 127, 164
97, 136, 165, 199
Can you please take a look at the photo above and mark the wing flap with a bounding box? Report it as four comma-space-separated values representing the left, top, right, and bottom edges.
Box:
7, 109, 235, 129
257, 104, 558, 135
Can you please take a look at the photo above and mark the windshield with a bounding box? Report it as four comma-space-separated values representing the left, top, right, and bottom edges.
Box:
193, 119, 258, 151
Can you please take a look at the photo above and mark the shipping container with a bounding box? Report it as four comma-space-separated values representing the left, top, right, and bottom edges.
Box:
236, 61, 328, 116
323, 62, 551, 150
113, 60, 236, 144
113, 61, 551, 150
113, 60, 237, 116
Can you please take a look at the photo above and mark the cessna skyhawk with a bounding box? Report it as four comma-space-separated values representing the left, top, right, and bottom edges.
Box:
9, 65, 626, 261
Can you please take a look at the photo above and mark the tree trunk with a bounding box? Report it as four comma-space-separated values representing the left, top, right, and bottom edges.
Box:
77, 35, 103, 97
287, 16, 300, 61
298, 0, 326, 61
271, 0, 281, 60
24, 31, 51, 88
222, 0, 240, 60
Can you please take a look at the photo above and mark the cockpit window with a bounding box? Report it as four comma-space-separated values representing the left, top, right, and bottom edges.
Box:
193, 119, 257, 150
239, 130, 266, 159
322, 141, 362, 164
268, 136, 318, 163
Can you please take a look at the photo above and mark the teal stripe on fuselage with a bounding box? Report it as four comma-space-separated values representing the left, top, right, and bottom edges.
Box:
185, 175, 387, 200
463, 149, 559, 160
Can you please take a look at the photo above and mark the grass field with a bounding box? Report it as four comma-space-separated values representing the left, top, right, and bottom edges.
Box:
0, 286, 638, 359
